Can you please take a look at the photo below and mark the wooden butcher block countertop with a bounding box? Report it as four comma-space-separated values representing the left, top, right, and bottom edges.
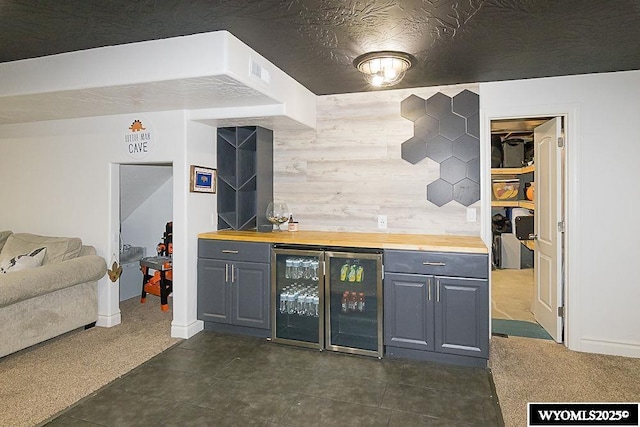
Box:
198, 230, 488, 254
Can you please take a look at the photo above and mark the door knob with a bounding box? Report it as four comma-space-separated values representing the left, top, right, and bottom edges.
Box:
529, 233, 538, 240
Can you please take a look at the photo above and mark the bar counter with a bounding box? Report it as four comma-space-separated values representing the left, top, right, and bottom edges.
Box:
198, 230, 488, 254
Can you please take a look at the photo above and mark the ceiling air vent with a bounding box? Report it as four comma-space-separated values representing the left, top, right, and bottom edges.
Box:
250, 58, 271, 84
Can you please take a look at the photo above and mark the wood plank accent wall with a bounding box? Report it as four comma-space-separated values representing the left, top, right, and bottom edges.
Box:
274, 84, 481, 235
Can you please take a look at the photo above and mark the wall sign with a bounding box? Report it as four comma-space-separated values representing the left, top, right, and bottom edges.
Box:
123, 118, 153, 159
189, 165, 216, 193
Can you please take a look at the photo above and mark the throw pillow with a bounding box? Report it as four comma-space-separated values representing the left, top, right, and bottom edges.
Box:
0, 233, 81, 265
0, 247, 47, 274
0, 230, 12, 252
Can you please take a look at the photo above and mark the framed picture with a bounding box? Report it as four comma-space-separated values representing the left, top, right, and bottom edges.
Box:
189, 165, 216, 193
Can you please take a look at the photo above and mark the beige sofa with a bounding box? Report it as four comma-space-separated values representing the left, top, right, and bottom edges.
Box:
0, 231, 107, 358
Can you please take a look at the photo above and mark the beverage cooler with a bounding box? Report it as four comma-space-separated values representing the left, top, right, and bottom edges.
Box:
271, 246, 383, 358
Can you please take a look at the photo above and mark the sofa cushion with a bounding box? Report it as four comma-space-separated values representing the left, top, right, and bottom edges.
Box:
0, 254, 107, 309
0, 233, 82, 265
0, 231, 12, 252
0, 247, 46, 274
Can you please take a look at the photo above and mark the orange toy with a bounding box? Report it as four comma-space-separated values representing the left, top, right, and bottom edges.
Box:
139, 222, 173, 312
143, 268, 173, 298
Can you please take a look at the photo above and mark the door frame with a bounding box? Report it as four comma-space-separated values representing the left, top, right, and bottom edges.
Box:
481, 105, 578, 349
107, 161, 175, 327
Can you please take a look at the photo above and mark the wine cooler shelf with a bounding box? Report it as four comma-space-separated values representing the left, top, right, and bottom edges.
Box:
278, 283, 320, 317
271, 248, 383, 357
284, 258, 320, 281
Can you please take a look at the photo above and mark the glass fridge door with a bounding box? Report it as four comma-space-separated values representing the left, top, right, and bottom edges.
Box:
271, 249, 324, 350
325, 251, 383, 357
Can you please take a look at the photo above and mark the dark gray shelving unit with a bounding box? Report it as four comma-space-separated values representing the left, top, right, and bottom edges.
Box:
217, 126, 273, 231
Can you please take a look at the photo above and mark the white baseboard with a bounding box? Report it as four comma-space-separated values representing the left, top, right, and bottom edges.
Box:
579, 337, 640, 358
171, 319, 204, 339
96, 311, 121, 327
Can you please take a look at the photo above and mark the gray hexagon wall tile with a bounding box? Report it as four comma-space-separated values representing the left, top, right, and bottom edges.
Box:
425, 92, 453, 119
452, 90, 480, 118
453, 133, 480, 162
454, 178, 480, 206
400, 90, 480, 207
467, 158, 480, 184
426, 179, 453, 207
438, 111, 466, 141
467, 112, 480, 138
401, 136, 428, 165
414, 115, 439, 142
425, 135, 453, 163
440, 157, 467, 184
400, 95, 427, 122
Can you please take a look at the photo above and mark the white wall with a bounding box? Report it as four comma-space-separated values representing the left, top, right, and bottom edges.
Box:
0, 30, 316, 341
480, 70, 640, 357
121, 174, 173, 256
174, 120, 217, 338
0, 111, 187, 329
4, 34, 637, 358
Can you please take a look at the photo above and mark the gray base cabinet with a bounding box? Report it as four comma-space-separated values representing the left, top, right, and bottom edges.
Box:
198, 259, 230, 323
435, 276, 488, 358
198, 240, 270, 333
384, 250, 489, 365
196, 238, 489, 363
384, 272, 434, 352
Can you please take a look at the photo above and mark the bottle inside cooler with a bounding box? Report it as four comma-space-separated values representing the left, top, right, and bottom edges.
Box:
327, 253, 380, 353
273, 252, 322, 345
272, 247, 382, 357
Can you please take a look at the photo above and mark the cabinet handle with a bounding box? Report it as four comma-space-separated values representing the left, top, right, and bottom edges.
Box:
231, 264, 235, 283
436, 280, 441, 302
225, 264, 229, 282
428, 279, 432, 301
423, 261, 446, 266
222, 250, 239, 254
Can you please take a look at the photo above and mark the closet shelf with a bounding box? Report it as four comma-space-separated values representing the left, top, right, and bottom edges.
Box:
491, 165, 534, 175
492, 200, 534, 210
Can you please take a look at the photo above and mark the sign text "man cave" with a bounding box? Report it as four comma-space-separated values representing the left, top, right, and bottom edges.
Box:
125, 131, 151, 154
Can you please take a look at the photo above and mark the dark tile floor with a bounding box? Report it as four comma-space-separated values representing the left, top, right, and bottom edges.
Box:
44, 331, 504, 426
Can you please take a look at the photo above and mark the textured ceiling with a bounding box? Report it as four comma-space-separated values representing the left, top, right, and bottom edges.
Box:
1, 1, 639, 96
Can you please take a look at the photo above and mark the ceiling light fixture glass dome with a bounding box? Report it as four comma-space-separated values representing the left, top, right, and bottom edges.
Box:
354, 51, 413, 88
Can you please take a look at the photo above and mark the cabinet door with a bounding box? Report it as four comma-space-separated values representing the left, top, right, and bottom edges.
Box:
231, 261, 270, 330
434, 277, 488, 358
197, 259, 231, 324
384, 272, 434, 351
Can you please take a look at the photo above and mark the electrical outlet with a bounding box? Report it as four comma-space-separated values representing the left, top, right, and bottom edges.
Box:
378, 215, 388, 229
466, 207, 477, 223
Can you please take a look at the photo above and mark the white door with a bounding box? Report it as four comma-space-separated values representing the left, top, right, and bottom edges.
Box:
533, 117, 564, 342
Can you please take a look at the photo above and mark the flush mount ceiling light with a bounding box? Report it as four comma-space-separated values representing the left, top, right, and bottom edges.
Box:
354, 51, 413, 88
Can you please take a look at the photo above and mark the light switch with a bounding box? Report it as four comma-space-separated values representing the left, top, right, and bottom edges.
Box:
466, 207, 477, 222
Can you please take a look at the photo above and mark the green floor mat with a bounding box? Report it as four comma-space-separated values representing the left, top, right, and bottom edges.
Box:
492, 318, 553, 340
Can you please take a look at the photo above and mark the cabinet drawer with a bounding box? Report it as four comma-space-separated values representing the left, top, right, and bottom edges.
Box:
199, 239, 271, 263
384, 250, 488, 279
